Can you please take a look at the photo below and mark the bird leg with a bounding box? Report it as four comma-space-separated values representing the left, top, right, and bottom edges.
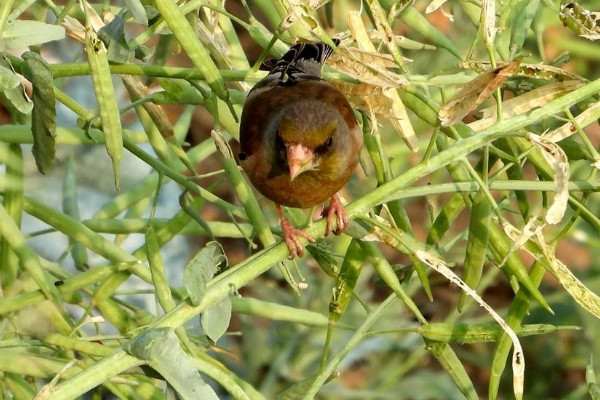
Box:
323, 195, 349, 236
276, 204, 315, 258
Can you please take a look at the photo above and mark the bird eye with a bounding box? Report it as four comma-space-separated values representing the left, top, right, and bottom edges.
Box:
315, 136, 334, 154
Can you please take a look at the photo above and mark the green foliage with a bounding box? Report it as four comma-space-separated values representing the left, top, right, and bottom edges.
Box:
1, 1, 600, 400
22, 51, 56, 174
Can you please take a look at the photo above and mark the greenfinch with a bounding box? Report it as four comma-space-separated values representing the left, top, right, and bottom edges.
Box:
239, 41, 362, 258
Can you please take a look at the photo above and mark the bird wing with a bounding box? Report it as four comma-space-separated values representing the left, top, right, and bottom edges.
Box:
259, 39, 340, 82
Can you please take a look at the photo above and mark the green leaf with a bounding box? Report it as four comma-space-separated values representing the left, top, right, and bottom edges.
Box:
98, 14, 132, 64
0, 83, 32, 116
201, 294, 232, 343
0, 65, 19, 91
425, 340, 478, 400
588, 355, 600, 400
124, 328, 220, 400
22, 51, 56, 174
63, 155, 88, 271
184, 241, 227, 306
275, 379, 318, 400
306, 239, 339, 277
124, 0, 149, 26
97, 11, 150, 62
0, 20, 65, 50
0, 55, 32, 117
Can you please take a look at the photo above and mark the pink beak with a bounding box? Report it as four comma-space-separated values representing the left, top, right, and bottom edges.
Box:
287, 144, 315, 181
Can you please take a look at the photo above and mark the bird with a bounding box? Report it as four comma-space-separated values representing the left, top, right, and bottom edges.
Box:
239, 40, 363, 258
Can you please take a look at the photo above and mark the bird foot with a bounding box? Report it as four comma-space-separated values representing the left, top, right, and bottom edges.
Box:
323, 195, 349, 236
277, 205, 315, 258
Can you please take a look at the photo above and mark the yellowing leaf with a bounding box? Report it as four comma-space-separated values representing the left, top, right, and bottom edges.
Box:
416, 250, 525, 400
469, 81, 583, 131
426, 0, 449, 14
527, 133, 570, 225
560, 2, 600, 41
439, 61, 520, 126
342, 11, 417, 151
328, 46, 408, 88
482, 0, 497, 46
545, 101, 600, 143
62, 16, 86, 43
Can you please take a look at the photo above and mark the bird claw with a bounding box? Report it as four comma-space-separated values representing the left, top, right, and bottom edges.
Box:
277, 205, 315, 258
282, 224, 315, 258
323, 195, 349, 236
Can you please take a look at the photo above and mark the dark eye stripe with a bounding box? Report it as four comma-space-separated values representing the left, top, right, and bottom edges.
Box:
315, 136, 334, 154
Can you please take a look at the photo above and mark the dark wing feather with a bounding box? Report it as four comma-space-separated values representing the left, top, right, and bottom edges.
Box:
260, 39, 340, 81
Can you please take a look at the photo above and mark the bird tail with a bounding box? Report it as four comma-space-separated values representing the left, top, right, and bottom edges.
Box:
261, 39, 340, 79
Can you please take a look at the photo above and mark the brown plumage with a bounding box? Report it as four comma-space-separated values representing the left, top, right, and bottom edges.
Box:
239, 41, 362, 257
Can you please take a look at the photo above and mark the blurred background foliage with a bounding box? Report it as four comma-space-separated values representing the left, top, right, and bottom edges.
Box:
1, 0, 600, 399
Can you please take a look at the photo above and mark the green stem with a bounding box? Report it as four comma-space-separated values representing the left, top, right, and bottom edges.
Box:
302, 294, 398, 399
47, 74, 600, 400
0, 0, 15, 42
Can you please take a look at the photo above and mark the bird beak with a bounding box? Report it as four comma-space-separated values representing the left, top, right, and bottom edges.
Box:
287, 144, 315, 181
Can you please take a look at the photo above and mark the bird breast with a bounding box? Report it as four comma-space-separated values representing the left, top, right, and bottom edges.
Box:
239, 80, 362, 208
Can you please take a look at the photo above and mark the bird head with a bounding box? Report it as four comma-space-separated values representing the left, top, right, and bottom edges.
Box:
277, 103, 341, 181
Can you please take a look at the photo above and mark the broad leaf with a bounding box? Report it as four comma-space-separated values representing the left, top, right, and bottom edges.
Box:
22, 51, 56, 174
0, 20, 65, 50
201, 294, 232, 343
0, 55, 32, 117
124, 0, 149, 26
0, 65, 19, 91
124, 328, 220, 400
184, 241, 227, 306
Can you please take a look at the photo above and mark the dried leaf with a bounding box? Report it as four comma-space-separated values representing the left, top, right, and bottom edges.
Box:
545, 101, 600, 142
62, 16, 86, 43
505, 221, 600, 324
367, 0, 405, 67
499, 217, 546, 269
332, 81, 383, 130
527, 133, 570, 224
439, 61, 520, 127
337, 29, 433, 51
281, 0, 331, 44
515, 63, 586, 82
440, 6, 454, 22
328, 45, 409, 88
342, 11, 417, 150
560, 2, 600, 41
386, 89, 418, 152
308, 0, 331, 9
459, 61, 584, 82
79, 0, 105, 32
469, 81, 583, 131
122, 75, 174, 139
482, 0, 497, 46
416, 250, 525, 400
426, 0, 449, 14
